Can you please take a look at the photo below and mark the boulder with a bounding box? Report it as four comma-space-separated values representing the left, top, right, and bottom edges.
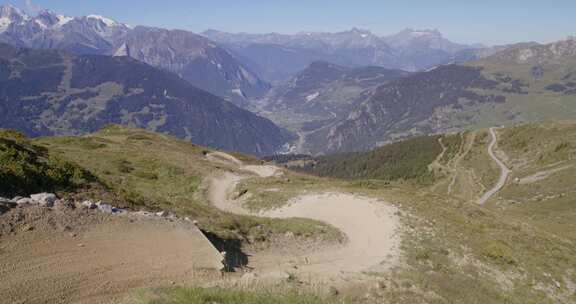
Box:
134, 211, 153, 217
16, 198, 34, 205
30, 193, 57, 207
98, 204, 114, 214
156, 210, 169, 217
81, 200, 97, 209
11, 196, 24, 202
0, 200, 17, 214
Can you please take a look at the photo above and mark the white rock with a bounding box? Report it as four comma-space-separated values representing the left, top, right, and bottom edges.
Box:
30, 193, 57, 207
156, 211, 169, 217
97, 204, 114, 214
134, 211, 153, 217
81, 200, 97, 209
16, 198, 34, 205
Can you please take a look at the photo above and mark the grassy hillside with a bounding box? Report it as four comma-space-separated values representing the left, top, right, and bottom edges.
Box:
1, 125, 340, 244
488, 122, 576, 242
303, 135, 443, 184
268, 135, 444, 185
248, 122, 576, 303
0, 129, 95, 197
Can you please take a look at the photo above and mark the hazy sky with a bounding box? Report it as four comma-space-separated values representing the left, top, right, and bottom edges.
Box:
6, 0, 576, 45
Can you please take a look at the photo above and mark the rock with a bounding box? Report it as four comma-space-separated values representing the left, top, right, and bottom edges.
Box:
16, 198, 34, 205
98, 204, 114, 214
81, 200, 97, 209
156, 210, 169, 217
0, 200, 18, 209
30, 193, 57, 207
55, 200, 75, 209
11, 196, 24, 202
134, 211, 153, 217
0, 197, 17, 214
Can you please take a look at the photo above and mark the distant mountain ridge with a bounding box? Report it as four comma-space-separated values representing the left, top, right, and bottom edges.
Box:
0, 42, 292, 155
0, 4, 268, 107
202, 28, 486, 82
301, 37, 576, 154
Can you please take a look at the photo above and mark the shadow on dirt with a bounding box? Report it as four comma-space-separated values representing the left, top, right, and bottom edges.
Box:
202, 230, 250, 272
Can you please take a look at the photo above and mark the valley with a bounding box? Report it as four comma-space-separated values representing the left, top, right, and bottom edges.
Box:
0, 2, 575, 304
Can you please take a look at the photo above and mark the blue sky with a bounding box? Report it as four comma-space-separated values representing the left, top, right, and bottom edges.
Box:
5, 0, 576, 45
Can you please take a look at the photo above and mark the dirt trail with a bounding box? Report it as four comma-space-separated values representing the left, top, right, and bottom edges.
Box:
207, 153, 400, 279
0, 211, 223, 304
477, 127, 511, 205
518, 164, 573, 184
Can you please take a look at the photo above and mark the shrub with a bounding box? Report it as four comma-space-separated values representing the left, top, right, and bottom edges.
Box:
0, 130, 94, 197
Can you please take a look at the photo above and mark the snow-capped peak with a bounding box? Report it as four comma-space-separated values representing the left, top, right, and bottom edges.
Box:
87, 14, 118, 27
56, 15, 73, 27
0, 4, 29, 32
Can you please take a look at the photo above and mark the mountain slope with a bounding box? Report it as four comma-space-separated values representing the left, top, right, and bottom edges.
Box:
256, 61, 410, 138
0, 43, 291, 155
304, 37, 576, 154
0, 5, 268, 106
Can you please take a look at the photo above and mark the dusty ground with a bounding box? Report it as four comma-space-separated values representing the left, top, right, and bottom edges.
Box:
0, 206, 222, 304
207, 153, 401, 282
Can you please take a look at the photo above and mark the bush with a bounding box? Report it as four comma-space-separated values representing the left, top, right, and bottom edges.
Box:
0, 130, 93, 197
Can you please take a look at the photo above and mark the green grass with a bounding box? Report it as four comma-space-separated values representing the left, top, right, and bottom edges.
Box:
0, 129, 95, 197
137, 287, 343, 304
293, 135, 443, 185
31, 125, 340, 243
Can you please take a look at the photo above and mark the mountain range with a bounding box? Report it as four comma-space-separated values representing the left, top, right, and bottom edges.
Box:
301, 38, 576, 153
253, 61, 410, 151
203, 28, 488, 82
0, 42, 291, 155
2, 4, 575, 157
0, 5, 268, 107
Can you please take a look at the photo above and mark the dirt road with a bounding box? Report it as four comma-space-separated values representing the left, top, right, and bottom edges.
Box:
477, 127, 511, 205
207, 153, 400, 279
0, 208, 223, 304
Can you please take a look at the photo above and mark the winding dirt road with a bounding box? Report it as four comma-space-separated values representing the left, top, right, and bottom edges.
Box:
207, 154, 400, 279
477, 127, 511, 205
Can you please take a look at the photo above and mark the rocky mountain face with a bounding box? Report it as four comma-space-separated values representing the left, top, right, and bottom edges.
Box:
203, 28, 483, 82
302, 38, 576, 154
0, 43, 291, 155
257, 61, 410, 136
0, 5, 268, 107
